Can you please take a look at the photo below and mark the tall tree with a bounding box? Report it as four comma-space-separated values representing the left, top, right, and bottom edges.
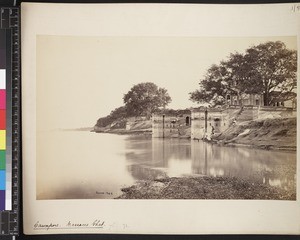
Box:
189, 63, 228, 106
243, 41, 297, 106
123, 82, 171, 117
190, 41, 297, 106
190, 53, 248, 106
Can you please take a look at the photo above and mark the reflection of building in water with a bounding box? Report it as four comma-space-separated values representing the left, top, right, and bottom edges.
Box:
262, 168, 296, 191
124, 134, 296, 192
191, 141, 296, 192
125, 137, 192, 180
191, 141, 209, 175
191, 142, 258, 178
152, 138, 169, 168
152, 138, 191, 168
124, 136, 152, 164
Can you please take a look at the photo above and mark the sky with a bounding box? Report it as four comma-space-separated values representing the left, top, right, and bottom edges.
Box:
36, 36, 297, 129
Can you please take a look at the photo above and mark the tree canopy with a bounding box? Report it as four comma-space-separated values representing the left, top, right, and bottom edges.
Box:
96, 106, 127, 127
123, 82, 172, 117
190, 41, 297, 106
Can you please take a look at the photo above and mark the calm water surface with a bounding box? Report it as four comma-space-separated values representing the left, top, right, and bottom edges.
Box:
37, 131, 296, 199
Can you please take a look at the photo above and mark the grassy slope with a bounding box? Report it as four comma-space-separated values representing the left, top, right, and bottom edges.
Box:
214, 117, 296, 150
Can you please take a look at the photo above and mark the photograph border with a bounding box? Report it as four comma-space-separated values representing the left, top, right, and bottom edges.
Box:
22, 0, 299, 234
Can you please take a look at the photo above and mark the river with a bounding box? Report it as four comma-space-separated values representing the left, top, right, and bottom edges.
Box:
36, 131, 296, 199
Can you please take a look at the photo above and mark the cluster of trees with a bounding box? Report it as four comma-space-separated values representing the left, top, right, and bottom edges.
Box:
189, 41, 297, 106
97, 41, 297, 128
123, 82, 171, 117
96, 82, 171, 127
96, 105, 127, 127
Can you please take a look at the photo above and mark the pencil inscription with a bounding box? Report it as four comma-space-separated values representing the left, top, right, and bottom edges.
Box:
291, 4, 300, 12
33, 221, 59, 230
33, 220, 105, 230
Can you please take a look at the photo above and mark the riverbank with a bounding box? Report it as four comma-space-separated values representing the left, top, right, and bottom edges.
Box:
93, 118, 152, 135
214, 117, 296, 151
94, 116, 296, 151
92, 127, 152, 135
116, 176, 296, 200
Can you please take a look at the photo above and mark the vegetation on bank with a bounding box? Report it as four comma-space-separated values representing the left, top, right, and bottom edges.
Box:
95, 107, 190, 131
94, 42, 296, 138
93, 41, 297, 152
189, 41, 297, 106
94, 109, 192, 135
123, 82, 171, 117
214, 117, 296, 151
95, 82, 173, 131
116, 176, 295, 200
94, 119, 152, 135
92, 41, 297, 200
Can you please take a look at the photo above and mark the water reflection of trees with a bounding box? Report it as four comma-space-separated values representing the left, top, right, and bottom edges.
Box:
124, 136, 296, 192
152, 138, 191, 168
127, 164, 168, 180
125, 137, 192, 180
125, 136, 191, 168
191, 141, 296, 191
124, 136, 153, 165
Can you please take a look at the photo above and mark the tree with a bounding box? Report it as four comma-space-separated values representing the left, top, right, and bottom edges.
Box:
189, 63, 228, 106
243, 41, 297, 106
190, 41, 297, 106
96, 106, 127, 127
123, 82, 171, 117
189, 53, 248, 106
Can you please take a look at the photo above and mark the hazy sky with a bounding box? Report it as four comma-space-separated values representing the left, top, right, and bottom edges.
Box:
36, 36, 297, 129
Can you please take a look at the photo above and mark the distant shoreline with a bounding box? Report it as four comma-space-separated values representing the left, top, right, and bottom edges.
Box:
62, 127, 94, 132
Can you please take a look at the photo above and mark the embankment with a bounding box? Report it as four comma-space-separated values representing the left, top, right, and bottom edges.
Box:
94, 116, 296, 151
93, 118, 152, 135
214, 117, 296, 151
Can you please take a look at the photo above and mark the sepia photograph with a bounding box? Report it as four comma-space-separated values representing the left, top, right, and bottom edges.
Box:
22, 3, 300, 235
36, 35, 297, 201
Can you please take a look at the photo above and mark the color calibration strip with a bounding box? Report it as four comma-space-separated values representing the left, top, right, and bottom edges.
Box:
0, 7, 19, 236
0, 28, 8, 211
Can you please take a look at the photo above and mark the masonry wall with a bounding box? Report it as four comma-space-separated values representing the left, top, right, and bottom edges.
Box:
191, 108, 230, 140
153, 105, 296, 140
152, 114, 191, 138
235, 106, 296, 121
237, 106, 259, 121
258, 106, 296, 119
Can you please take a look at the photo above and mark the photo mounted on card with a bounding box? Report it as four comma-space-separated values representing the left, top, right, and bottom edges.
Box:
22, 3, 300, 235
